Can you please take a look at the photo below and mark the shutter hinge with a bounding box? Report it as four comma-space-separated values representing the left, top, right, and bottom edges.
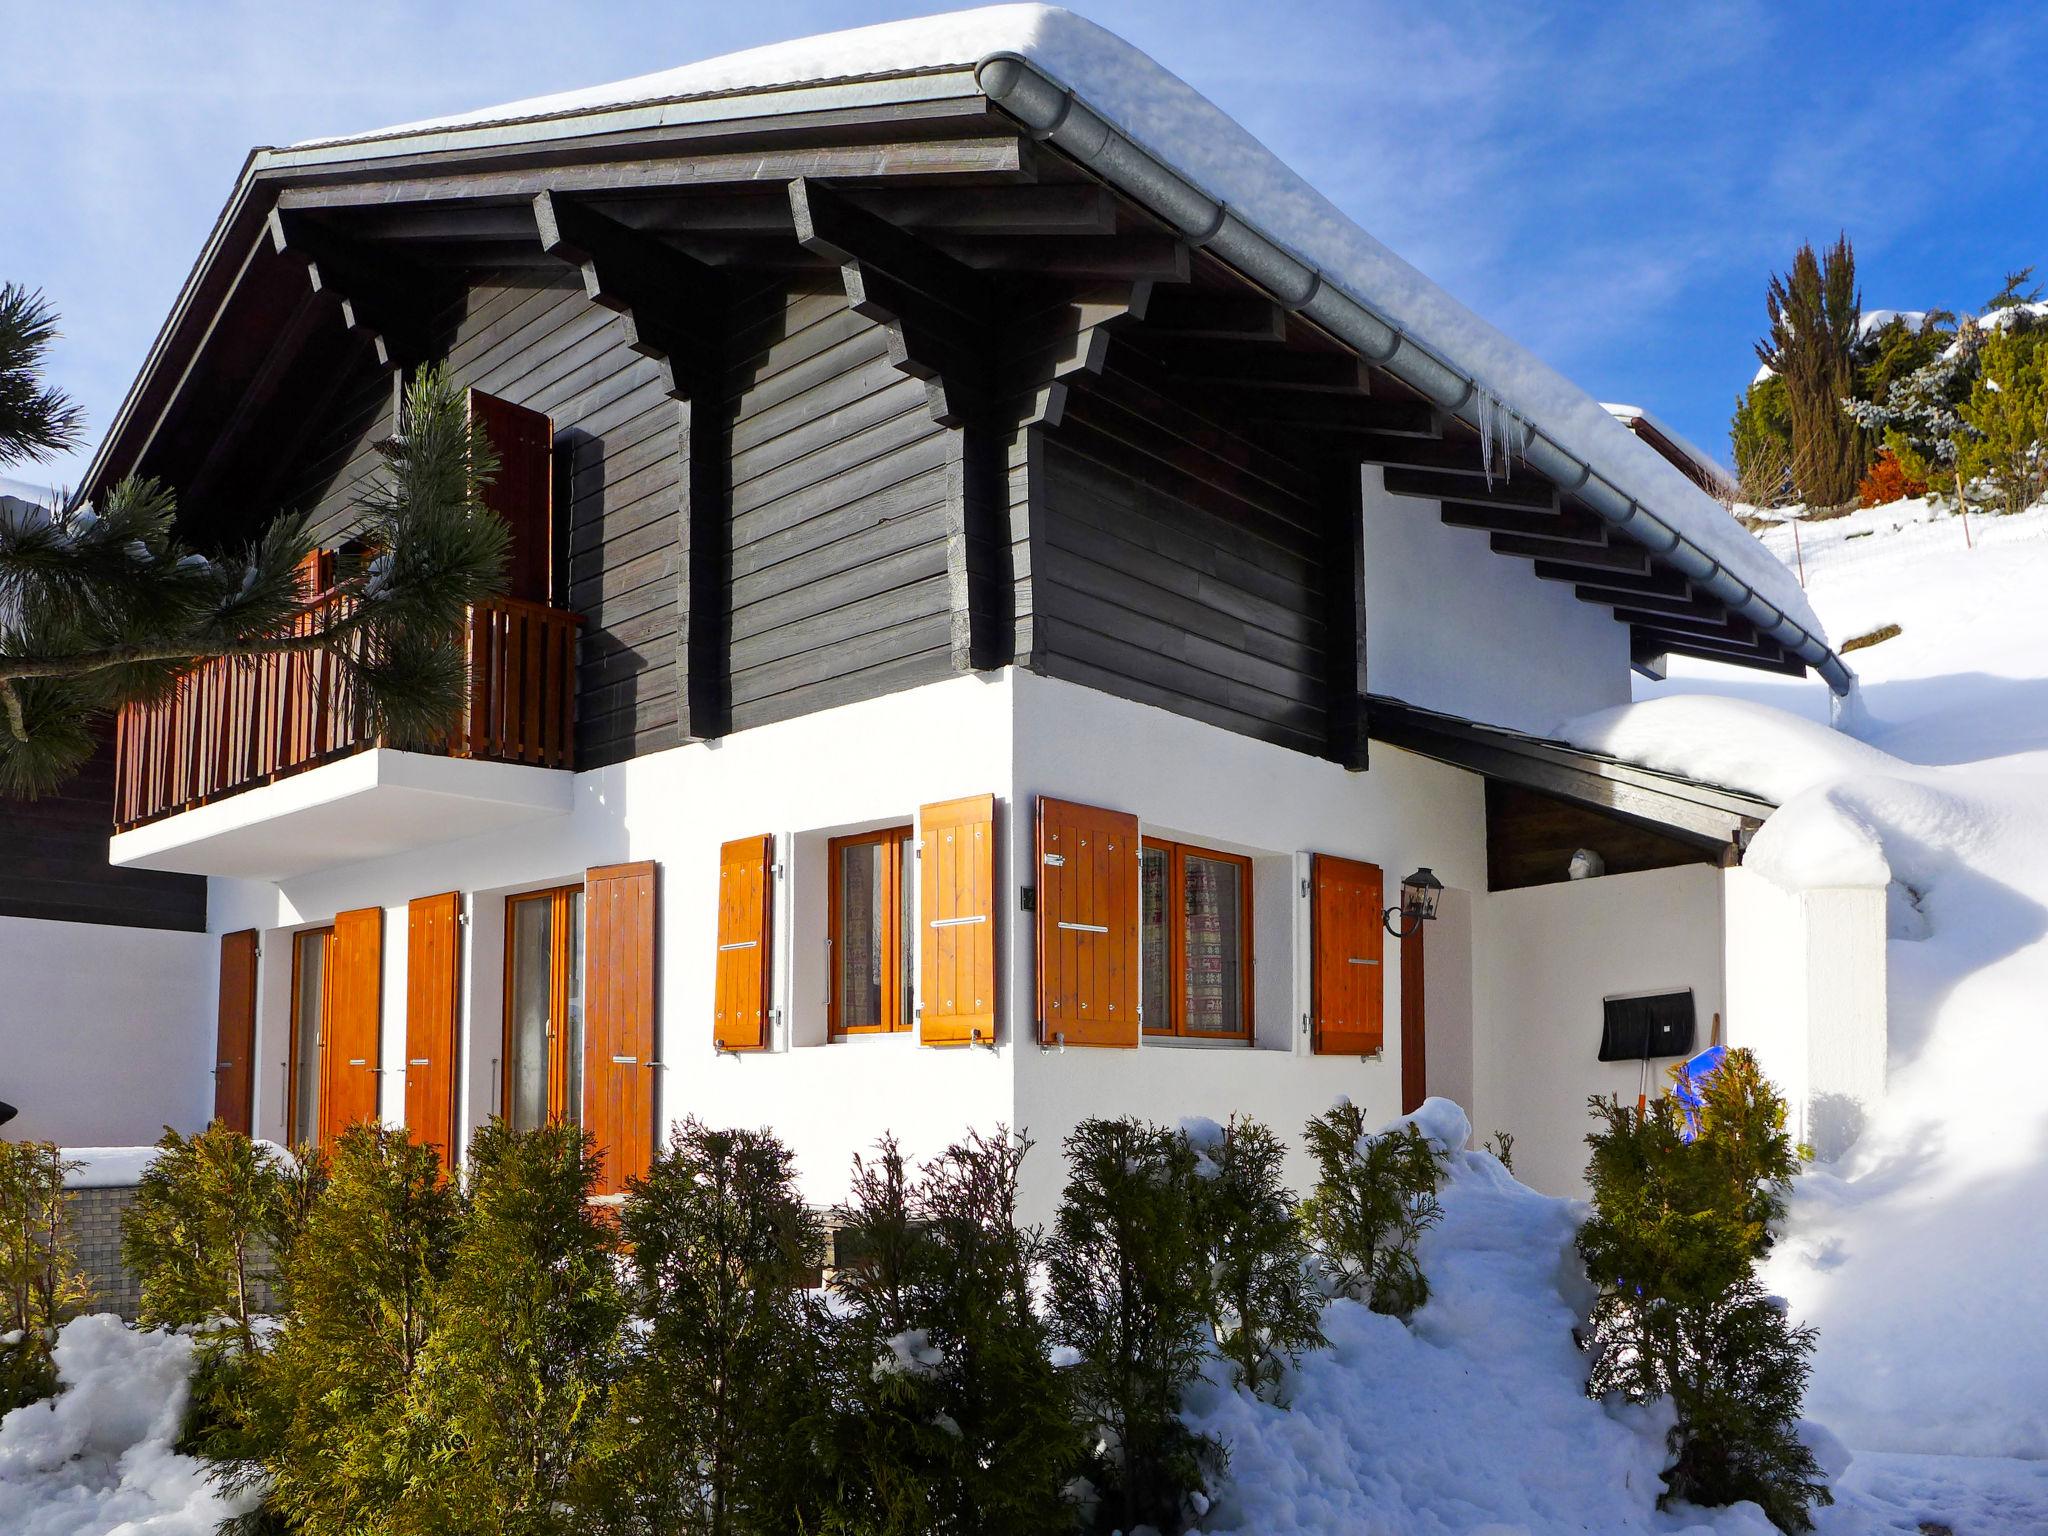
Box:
1301, 877, 1311, 899
1301, 1013, 1310, 1036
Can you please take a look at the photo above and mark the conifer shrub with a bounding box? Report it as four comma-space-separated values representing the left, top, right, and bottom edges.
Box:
1046, 1117, 1218, 1536
1956, 324, 2048, 515
1577, 1049, 1830, 1533
1184, 1116, 1324, 1401
0, 1138, 86, 1411
404, 1119, 624, 1535
122, 1124, 287, 1355
228, 1124, 458, 1535
581, 1119, 823, 1536
811, 1129, 1084, 1536
1298, 1100, 1446, 1320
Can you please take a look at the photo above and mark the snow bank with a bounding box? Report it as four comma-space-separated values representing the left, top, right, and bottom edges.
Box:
0, 1315, 254, 1536
1560, 695, 1899, 807
289, 5, 1821, 649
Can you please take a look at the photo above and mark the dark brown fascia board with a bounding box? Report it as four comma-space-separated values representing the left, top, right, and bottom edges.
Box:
1366, 694, 1772, 849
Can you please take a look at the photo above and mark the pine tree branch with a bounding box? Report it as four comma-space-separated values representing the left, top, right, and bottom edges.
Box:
0, 678, 25, 744
0, 595, 409, 684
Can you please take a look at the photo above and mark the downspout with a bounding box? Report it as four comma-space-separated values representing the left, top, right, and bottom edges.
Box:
975, 52, 1852, 697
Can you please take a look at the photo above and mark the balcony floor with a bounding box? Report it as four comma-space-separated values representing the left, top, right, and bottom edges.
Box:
107, 749, 574, 880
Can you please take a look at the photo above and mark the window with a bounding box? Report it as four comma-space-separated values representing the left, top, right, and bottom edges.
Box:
504, 885, 584, 1131
288, 926, 334, 1145
1140, 839, 1253, 1041
829, 827, 913, 1036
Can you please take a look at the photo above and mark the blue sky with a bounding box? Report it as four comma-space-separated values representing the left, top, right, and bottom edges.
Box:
3, 0, 2045, 495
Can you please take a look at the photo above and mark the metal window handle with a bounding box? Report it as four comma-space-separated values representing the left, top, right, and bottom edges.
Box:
930, 915, 986, 928
1057, 921, 1109, 934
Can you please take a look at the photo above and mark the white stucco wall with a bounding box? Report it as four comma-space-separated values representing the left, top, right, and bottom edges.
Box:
0, 915, 213, 1145
1006, 670, 1487, 1222
1722, 869, 1886, 1162
1470, 864, 1728, 1197
1360, 465, 1631, 735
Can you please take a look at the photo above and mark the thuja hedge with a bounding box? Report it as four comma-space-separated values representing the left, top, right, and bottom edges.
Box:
109, 1106, 1445, 1536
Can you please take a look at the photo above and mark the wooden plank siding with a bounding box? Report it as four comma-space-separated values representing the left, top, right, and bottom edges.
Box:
723, 276, 956, 730
281, 271, 682, 769
0, 734, 205, 932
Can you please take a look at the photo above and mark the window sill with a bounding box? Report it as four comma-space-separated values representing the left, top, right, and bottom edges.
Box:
1141, 1034, 1254, 1050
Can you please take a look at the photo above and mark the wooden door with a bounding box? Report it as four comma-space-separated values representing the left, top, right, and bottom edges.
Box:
1311, 854, 1384, 1056
919, 795, 996, 1046
321, 906, 384, 1145
469, 390, 555, 603
404, 893, 462, 1168
1035, 797, 1139, 1047
714, 836, 774, 1051
585, 862, 657, 1197
1400, 924, 1427, 1113
213, 930, 259, 1134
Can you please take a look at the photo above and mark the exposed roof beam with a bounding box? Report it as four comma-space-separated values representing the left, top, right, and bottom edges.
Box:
265, 208, 434, 370
1138, 288, 1286, 341
1532, 560, 1689, 596
1142, 341, 1370, 393
1632, 633, 1807, 678
1488, 530, 1652, 572
1613, 607, 1758, 643
1440, 501, 1609, 544
1383, 465, 1555, 511
941, 233, 1189, 282
532, 190, 723, 396
790, 175, 991, 426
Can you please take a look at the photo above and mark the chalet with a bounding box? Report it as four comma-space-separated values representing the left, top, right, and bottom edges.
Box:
49, 8, 1883, 1208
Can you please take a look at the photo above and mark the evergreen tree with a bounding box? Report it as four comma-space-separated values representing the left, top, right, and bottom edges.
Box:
1577, 1049, 1829, 1533
405, 1119, 624, 1536
1186, 1116, 1324, 1401
813, 1129, 1085, 1536
582, 1119, 822, 1536
1955, 325, 2048, 515
1298, 1100, 1446, 1320
0, 1138, 86, 1411
0, 283, 82, 465
0, 364, 509, 796
1045, 1117, 1217, 1536
230, 1125, 459, 1536
1730, 374, 1794, 507
1756, 236, 1867, 506
121, 1124, 284, 1357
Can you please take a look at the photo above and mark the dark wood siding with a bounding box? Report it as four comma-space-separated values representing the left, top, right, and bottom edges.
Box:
724, 277, 955, 731
282, 271, 682, 769
1029, 371, 1332, 756
0, 736, 205, 932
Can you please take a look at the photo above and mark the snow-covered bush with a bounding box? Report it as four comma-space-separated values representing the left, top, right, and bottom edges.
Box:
1298, 1099, 1446, 1320
1183, 1115, 1323, 1403
1046, 1116, 1218, 1535
1577, 1049, 1830, 1532
583, 1118, 824, 1536
0, 1138, 85, 1412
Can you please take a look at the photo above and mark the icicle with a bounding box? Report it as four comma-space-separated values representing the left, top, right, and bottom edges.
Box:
1473, 389, 1517, 489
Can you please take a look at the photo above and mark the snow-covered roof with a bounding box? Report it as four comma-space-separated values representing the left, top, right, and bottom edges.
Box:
1600, 404, 1737, 496
277, 5, 1829, 666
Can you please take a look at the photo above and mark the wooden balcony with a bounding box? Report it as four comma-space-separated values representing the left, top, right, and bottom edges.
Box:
114, 595, 580, 833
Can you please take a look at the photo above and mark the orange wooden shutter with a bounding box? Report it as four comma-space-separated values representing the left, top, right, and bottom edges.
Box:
1311, 855, 1384, 1055
714, 836, 774, 1052
322, 906, 385, 1143
1035, 797, 1139, 1048
585, 862, 658, 1197
919, 795, 996, 1046
213, 930, 259, 1134
468, 389, 555, 604
404, 893, 461, 1168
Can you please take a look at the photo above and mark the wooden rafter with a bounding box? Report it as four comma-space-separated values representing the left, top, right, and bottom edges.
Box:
266, 208, 434, 370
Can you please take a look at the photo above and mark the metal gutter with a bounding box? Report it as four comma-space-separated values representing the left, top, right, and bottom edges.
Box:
975, 52, 1851, 696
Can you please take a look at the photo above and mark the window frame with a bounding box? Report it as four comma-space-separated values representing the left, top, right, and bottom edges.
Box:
827, 825, 915, 1038
501, 883, 584, 1128
1140, 837, 1255, 1043
287, 925, 335, 1146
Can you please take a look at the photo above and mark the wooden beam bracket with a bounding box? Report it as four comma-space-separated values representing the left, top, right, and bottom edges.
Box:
266, 208, 436, 371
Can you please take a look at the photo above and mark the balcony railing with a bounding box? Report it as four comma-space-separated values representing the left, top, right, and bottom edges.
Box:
113, 594, 580, 833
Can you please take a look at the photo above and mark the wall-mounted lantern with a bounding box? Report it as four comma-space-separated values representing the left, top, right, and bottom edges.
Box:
1383, 867, 1444, 938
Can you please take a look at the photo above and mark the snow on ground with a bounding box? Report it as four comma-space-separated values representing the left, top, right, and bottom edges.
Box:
1190, 1100, 2043, 1536
0, 1314, 252, 1536
1574, 497, 2048, 1479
